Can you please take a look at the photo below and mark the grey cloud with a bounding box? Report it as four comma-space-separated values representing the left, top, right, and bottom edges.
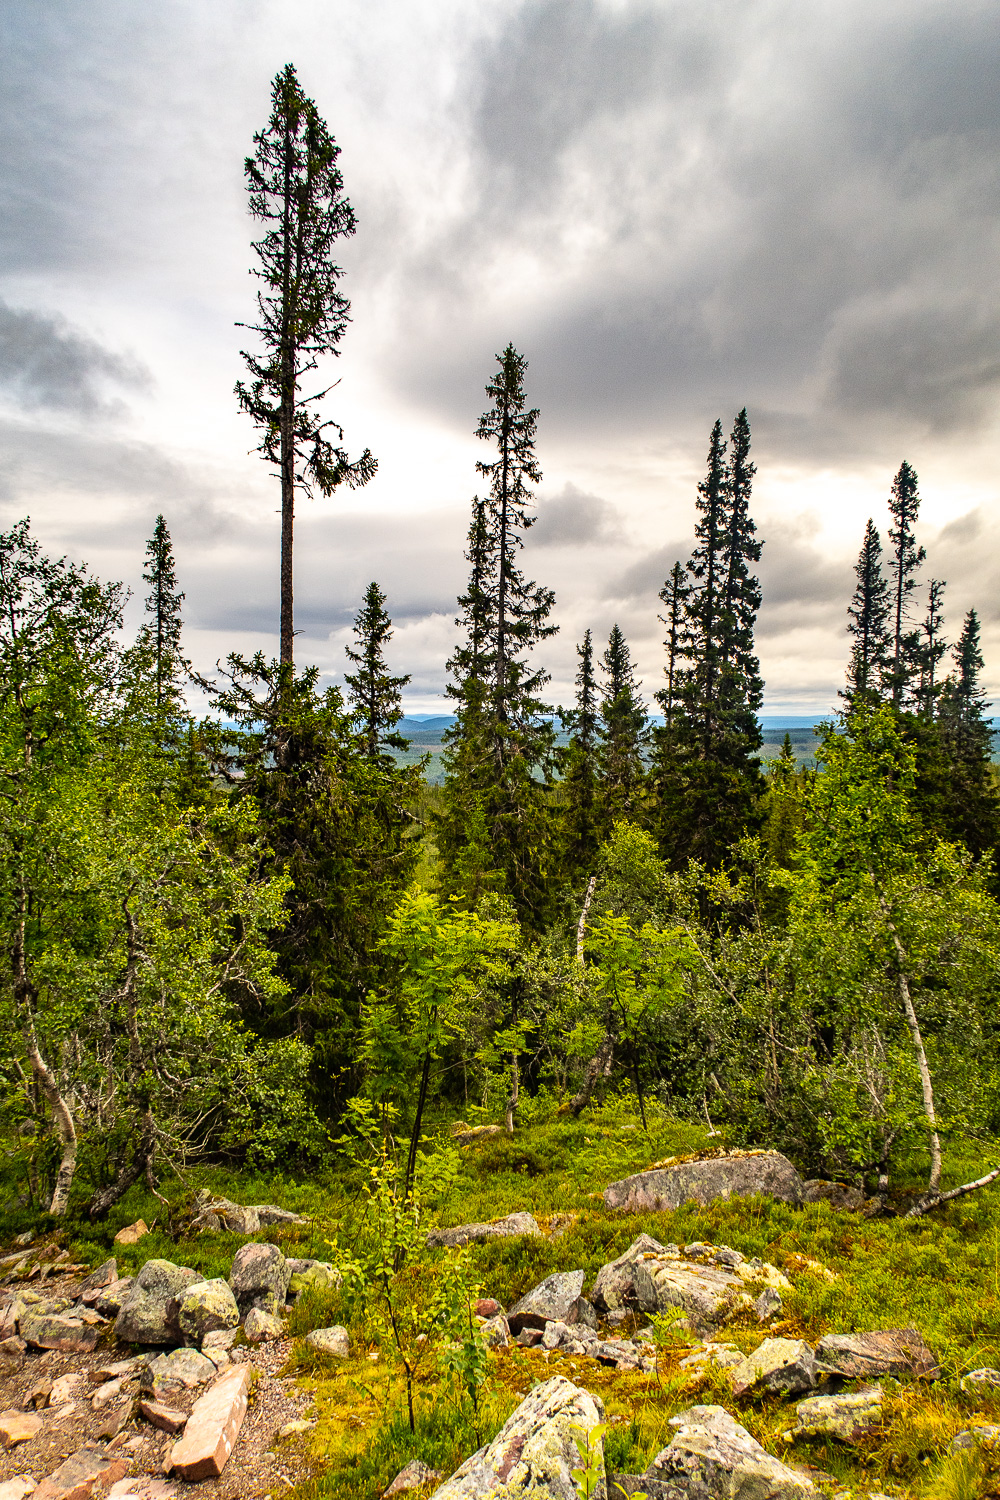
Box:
528, 482, 624, 547
0, 301, 149, 417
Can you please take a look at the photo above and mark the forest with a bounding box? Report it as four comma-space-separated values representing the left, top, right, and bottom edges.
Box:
4, 59, 1000, 1500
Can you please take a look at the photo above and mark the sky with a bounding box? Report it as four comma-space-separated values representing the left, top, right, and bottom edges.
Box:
2, 0, 1000, 715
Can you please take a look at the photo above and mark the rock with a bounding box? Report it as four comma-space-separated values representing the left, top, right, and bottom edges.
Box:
168, 1364, 250, 1480
632, 1254, 746, 1333
816, 1328, 939, 1381
113, 1220, 149, 1245
90, 1358, 143, 1382
278, 1419, 314, 1438
95, 1279, 133, 1318
228, 1242, 289, 1316
0, 1336, 26, 1371
177, 1279, 240, 1344
604, 1150, 805, 1213
95, 1400, 133, 1443
19, 1313, 98, 1355
140, 1399, 188, 1434
801, 1180, 865, 1211
79, 1258, 118, 1295
480, 1315, 510, 1349
433, 1375, 605, 1500
107, 1482, 175, 1500
451, 1125, 504, 1146
678, 1343, 744, 1373
287, 1263, 341, 1296
712, 1248, 744, 1268
92, 1377, 130, 1410
191, 1193, 306, 1233
730, 1338, 818, 1397
755, 1287, 783, 1321
425, 1212, 541, 1249
475, 1298, 503, 1318
961, 1367, 1000, 1392
507, 1270, 585, 1334
306, 1326, 349, 1358
793, 1386, 883, 1443
144, 1347, 217, 1390
384, 1459, 443, 1496
949, 1426, 1000, 1454
0, 1479, 36, 1500
0, 1409, 43, 1448
244, 1307, 284, 1342
49, 1373, 83, 1407
33, 1450, 127, 1500
202, 1328, 239, 1354
515, 1327, 543, 1347
115, 1261, 199, 1346
24, 1379, 52, 1409
642, 1405, 821, 1500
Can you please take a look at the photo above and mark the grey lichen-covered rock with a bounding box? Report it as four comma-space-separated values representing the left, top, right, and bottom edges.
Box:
79, 1258, 118, 1295
592, 1234, 669, 1311
730, 1337, 818, 1397
228, 1242, 289, 1316
433, 1375, 606, 1500
287, 1263, 341, 1296
116, 1261, 199, 1346
96, 1277, 133, 1317
604, 1150, 805, 1213
793, 1385, 883, 1443
961, 1368, 1000, 1393
641, 1405, 821, 1500
191, 1191, 306, 1234
632, 1254, 748, 1334
507, 1270, 585, 1334
244, 1306, 284, 1342
816, 1328, 939, 1381
144, 1346, 217, 1390
425, 1212, 541, 1249
949, 1426, 1000, 1455
755, 1286, 783, 1322
178, 1280, 240, 1345
480, 1315, 510, 1349
801, 1179, 865, 1211
677, 1342, 745, 1374
306, 1325, 350, 1358
384, 1459, 443, 1496
18, 1312, 98, 1354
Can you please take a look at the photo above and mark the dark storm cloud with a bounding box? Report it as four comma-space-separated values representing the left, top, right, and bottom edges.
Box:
389, 0, 1000, 453
0, 301, 149, 417
528, 483, 624, 548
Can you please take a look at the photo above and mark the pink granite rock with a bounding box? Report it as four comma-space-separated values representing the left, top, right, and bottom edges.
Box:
168, 1366, 249, 1480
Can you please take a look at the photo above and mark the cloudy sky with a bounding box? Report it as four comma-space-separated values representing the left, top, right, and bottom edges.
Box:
2, 0, 1000, 714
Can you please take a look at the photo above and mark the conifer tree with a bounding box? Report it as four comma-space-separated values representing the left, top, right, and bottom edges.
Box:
141, 514, 188, 710
843, 520, 891, 708
912, 578, 947, 721
686, 419, 728, 749
561, 629, 603, 881
237, 64, 376, 665
718, 407, 763, 741
655, 561, 689, 730
438, 348, 558, 925
598, 624, 647, 818
920, 609, 1000, 860
886, 461, 926, 707
344, 581, 410, 761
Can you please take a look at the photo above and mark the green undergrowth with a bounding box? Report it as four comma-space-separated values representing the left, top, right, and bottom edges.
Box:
6, 1102, 1000, 1496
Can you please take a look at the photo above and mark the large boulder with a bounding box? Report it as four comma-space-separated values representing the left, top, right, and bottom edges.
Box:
592, 1234, 669, 1311
507, 1271, 586, 1334
178, 1280, 240, 1345
794, 1386, 883, 1443
729, 1337, 818, 1397
426, 1212, 541, 1249
143, 1347, 217, 1392
306, 1326, 349, 1358
287, 1263, 341, 1296
801, 1180, 865, 1212
115, 1261, 199, 1346
604, 1150, 804, 1213
632, 1254, 747, 1333
640, 1405, 821, 1500
228, 1242, 289, 1316
433, 1375, 606, 1500
816, 1328, 939, 1381
192, 1191, 306, 1233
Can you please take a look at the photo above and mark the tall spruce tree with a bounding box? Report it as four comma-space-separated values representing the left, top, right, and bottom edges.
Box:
561, 628, 603, 882
843, 519, 891, 708
344, 582, 410, 761
237, 64, 376, 665
650, 414, 764, 868
912, 578, 947, 721
598, 624, 647, 819
141, 514, 188, 710
656, 561, 689, 730
886, 460, 926, 706
438, 347, 558, 924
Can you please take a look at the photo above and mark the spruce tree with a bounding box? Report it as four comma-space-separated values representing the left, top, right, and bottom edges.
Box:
718, 407, 763, 745
886, 460, 926, 707
439, 347, 558, 925
655, 561, 689, 729
686, 419, 728, 750
344, 581, 410, 761
237, 64, 376, 665
598, 624, 647, 819
141, 514, 188, 710
843, 519, 891, 708
912, 578, 947, 721
561, 628, 603, 881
